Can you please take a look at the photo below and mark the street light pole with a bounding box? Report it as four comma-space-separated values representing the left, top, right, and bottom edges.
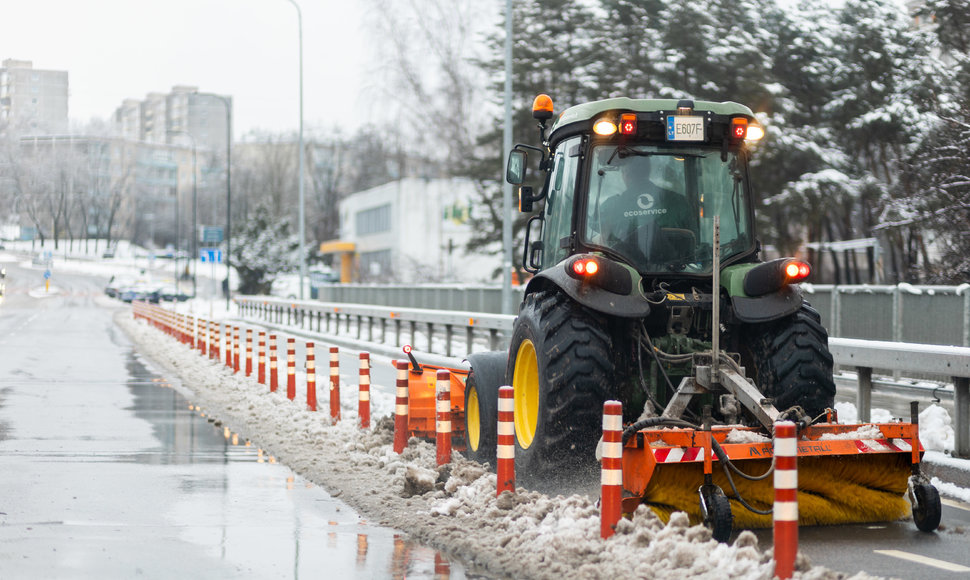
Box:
194, 91, 233, 310
284, 0, 307, 300
168, 130, 197, 298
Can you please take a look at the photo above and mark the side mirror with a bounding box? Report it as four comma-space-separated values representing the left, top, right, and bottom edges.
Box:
506, 150, 527, 185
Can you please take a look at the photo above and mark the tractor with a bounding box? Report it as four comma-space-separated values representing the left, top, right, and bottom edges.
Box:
453, 95, 939, 540
463, 95, 834, 477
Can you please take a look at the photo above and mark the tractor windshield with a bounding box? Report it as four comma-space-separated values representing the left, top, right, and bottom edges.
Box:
583, 144, 754, 274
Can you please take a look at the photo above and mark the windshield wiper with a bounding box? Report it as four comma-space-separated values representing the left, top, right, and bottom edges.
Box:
607, 146, 706, 165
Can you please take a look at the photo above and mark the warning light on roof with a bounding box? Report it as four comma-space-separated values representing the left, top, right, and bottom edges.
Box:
533, 94, 554, 121
619, 113, 637, 135
593, 118, 617, 136
745, 124, 765, 141
731, 117, 748, 140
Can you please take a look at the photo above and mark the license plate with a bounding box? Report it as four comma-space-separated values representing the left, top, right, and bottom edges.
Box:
666, 116, 705, 141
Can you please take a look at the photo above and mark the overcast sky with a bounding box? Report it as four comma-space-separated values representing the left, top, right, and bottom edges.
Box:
1, 0, 374, 136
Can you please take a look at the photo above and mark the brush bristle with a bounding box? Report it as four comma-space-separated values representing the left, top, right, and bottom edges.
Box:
641, 454, 911, 528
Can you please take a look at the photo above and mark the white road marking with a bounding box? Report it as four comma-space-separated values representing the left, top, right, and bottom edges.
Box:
874, 550, 970, 573
941, 498, 970, 513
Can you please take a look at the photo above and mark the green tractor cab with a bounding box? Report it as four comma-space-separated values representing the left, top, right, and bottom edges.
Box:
465, 95, 834, 488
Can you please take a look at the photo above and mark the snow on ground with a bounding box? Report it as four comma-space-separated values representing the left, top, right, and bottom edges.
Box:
117, 311, 873, 580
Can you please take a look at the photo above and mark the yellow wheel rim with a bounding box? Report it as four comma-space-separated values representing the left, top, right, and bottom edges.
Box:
513, 339, 539, 449
466, 386, 481, 451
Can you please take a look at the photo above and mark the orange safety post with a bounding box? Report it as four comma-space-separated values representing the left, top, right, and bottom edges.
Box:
773, 421, 798, 580
306, 342, 317, 411
225, 324, 233, 368
198, 318, 207, 356
358, 353, 371, 429
286, 338, 296, 400
212, 322, 220, 361
436, 369, 452, 466
257, 331, 266, 384
497, 386, 515, 496
329, 347, 341, 423
233, 326, 241, 373
269, 334, 279, 392
393, 361, 409, 453
601, 400, 623, 539
245, 328, 253, 377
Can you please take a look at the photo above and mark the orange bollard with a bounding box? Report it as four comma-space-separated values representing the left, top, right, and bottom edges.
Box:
211, 322, 220, 361
393, 361, 409, 453
436, 369, 452, 466
329, 347, 341, 423
269, 334, 279, 392
601, 400, 623, 539
225, 324, 233, 368
245, 328, 253, 377
198, 318, 207, 356
774, 421, 798, 580
358, 353, 371, 429
286, 338, 296, 400
497, 386, 515, 495
233, 326, 241, 373
306, 342, 317, 411
257, 331, 266, 384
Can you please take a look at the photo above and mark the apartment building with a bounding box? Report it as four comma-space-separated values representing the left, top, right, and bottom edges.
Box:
0, 59, 69, 134
113, 86, 230, 154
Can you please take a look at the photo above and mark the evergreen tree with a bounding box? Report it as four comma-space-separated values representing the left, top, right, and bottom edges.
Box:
896, 0, 970, 282
232, 201, 300, 295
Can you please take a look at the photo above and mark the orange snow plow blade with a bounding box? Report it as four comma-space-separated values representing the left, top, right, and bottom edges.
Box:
621, 420, 920, 529
394, 359, 468, 450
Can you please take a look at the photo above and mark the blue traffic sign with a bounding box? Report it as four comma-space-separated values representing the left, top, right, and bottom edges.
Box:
200, 248, 222, 263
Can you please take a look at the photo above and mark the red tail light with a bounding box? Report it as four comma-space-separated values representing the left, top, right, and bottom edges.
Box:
572, 257, 599, 276
784, 260, 811, 283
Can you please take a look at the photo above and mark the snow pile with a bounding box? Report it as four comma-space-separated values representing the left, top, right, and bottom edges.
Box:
835, 401, 956, 454
833, 401, 894, 424
819, 424, 885, 441
918, 405, 955, 453
118, 311, 872, 579
725, 428, 770, 444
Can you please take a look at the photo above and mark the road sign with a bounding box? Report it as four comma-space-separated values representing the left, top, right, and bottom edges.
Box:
200, 226, 224, 243
200, 248, 222, 263
43, 269, 51, 280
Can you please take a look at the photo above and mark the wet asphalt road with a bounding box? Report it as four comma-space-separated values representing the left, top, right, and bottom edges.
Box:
0, 257, 464, 579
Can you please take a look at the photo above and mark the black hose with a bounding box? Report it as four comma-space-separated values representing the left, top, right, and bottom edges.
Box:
621, 416, 698, 445
623, 416, 775, 515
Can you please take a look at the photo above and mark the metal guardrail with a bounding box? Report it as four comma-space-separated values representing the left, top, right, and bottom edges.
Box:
828, 337, 970, 456
311, 282, 970, 346
236, 296, 515, 358
235, 296, 970, 458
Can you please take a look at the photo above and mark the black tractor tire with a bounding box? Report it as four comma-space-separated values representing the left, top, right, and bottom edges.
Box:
702, 490, 734, 543
506, 290, 614, 481
463, 370, 498, 466
739, 303, 836, 419
910, 481, 942, 532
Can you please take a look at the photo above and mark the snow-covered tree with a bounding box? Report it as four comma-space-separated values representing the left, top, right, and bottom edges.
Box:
232, 201, 300, 295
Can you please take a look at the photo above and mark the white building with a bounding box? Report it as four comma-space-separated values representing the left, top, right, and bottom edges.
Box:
338, 177, 502, 284
0, 59, 69, 134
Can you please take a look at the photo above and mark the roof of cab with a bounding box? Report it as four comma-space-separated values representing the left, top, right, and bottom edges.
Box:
549, 97, 756, 136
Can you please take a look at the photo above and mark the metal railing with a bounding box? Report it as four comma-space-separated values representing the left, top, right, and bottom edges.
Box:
236, 296, 514, 358
234, 295, 970, 458
310, 283, 970, 347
